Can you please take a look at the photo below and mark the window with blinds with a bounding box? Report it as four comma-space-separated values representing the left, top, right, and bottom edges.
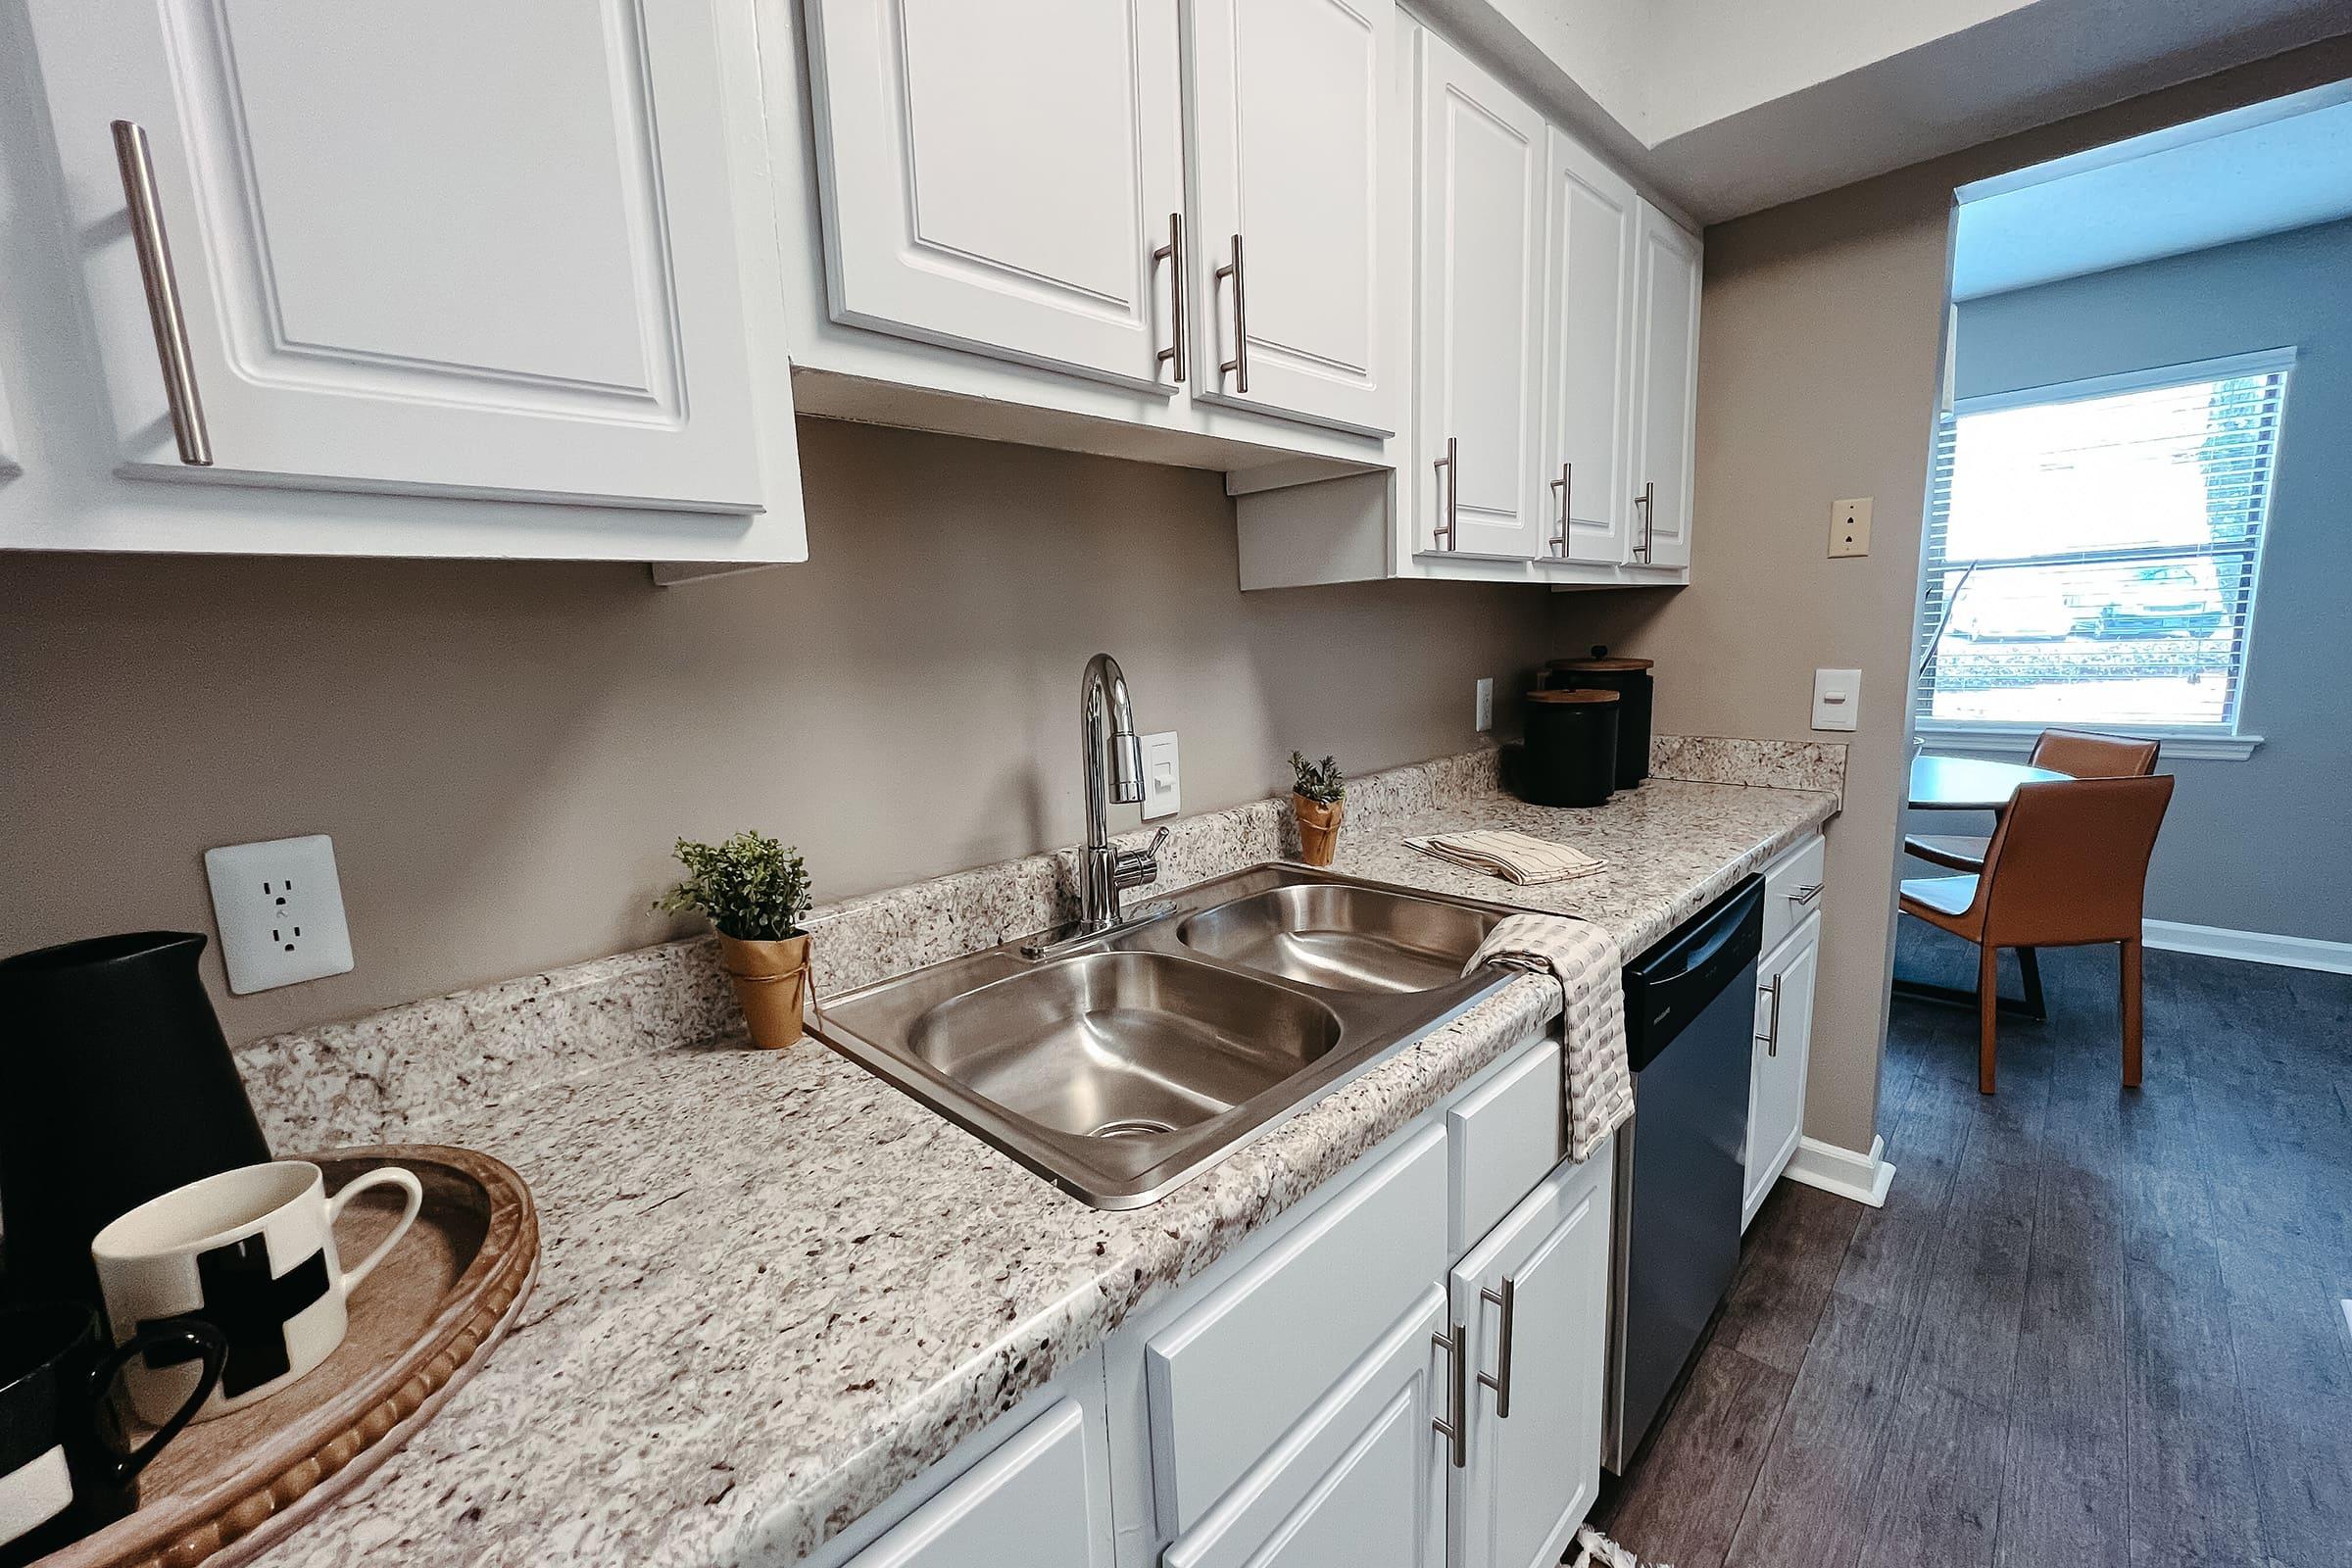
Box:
1914, 349, 2289, 736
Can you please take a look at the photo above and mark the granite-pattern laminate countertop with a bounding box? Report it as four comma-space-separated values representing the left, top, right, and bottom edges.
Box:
248, 776, 1837, 1568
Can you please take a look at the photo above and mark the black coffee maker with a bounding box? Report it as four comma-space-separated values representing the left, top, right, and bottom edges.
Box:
0, 932, 270, 1310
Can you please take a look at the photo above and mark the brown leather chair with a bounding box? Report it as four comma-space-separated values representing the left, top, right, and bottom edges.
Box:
1899, 773, 2175, 1094
1904, 728, 2163, 1013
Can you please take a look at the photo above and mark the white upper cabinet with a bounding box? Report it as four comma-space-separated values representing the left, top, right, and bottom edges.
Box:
25, 0, 766, 514
1628, 198, 1701, 571
804, 0, 1185, 391
1186, 0, 1396, 435
1412, 30, 1545, 561
1538, 129, 1637, 567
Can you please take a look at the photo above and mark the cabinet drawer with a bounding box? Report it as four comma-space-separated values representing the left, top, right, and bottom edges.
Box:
849, 1397, 1109, 1568
1147, 1125, 1447, 1534
1447, 1037, 1562, 1255
1760, 833, 1827, 956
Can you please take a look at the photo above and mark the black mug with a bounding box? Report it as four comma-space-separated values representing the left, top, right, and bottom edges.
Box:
0, 1302, 223, 1566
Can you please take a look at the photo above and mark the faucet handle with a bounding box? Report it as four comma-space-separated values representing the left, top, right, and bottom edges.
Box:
1114, 826, 1170, 890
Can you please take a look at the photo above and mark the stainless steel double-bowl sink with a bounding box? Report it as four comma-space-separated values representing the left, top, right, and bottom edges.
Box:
810, 864, 1531, 1208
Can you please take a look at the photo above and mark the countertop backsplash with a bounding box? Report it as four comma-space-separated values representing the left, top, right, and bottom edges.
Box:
233, 737, 1839, 1152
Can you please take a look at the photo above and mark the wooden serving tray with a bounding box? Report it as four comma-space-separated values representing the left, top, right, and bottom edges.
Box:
47, 1146, 538, 1568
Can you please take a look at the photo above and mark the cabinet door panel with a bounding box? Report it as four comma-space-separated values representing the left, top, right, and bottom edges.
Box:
1451, 1152, 1612, 1568
29, 0, 763, 512
1148, 1125, 1446, 1533
1164, 1288, 1446, 1568
1412, 30, 1544, 560
851, 1398, 1111, 1568
1629, 200, 1700, 569
1188, 0, 1394, 434
1541, 129, 1636, 564
808, 0, 1183, 389
1745, 915, 1820, 1229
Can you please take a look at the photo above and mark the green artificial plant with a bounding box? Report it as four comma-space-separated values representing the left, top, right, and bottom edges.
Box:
656, 831, 811, 941
1289, 752, 1347, 806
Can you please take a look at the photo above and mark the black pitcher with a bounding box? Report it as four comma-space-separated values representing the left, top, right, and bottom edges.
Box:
0, 933, 270, 1310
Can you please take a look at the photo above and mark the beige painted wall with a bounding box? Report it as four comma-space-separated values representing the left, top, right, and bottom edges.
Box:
1555, 36, 2352, 1154
2, 419, 1560, 1044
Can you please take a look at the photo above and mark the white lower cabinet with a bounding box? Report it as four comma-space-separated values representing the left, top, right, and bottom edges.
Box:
1743, 910, 1822, 1230
1163, 1287, 1448, 1568
837, 1036, 1615, 1568
1448, 1152, 1613, 1568
851, 1397, 1114, 1568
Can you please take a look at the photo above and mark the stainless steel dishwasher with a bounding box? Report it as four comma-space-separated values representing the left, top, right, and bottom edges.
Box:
1603, 874, 1765, 1472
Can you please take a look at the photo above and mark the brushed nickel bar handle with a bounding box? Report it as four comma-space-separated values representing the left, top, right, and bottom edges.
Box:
1432, 435, 1458, 551
1633, 481, 1655, 562
1757, 974, 1783, 1054
1790, 881, 1825, 907
1214, 232, 1249, 392
1152, 212, 1186, 385
1477, 1277, 1518, 1417
1432, 1320, 1468, 1467
1547, 462, 1572, 557
110, 120, 211, 466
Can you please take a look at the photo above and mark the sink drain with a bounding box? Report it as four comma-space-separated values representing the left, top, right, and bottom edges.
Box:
1092, 1117, 1177, 1140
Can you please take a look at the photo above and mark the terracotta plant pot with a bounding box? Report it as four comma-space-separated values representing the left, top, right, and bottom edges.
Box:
716, 932, 811, 1050
1293, 794, 1345, 868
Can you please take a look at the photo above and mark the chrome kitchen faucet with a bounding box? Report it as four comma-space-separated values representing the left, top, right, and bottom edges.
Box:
1074, 653, 1165, 940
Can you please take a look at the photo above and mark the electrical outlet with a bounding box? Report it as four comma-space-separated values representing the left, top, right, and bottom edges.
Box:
1141, 731, 1181, 820
204, 834, 355, 995
1830, 498, 1873, 558
1475, 677, 1494, 732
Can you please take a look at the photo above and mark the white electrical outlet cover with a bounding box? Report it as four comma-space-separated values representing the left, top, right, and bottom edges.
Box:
204, 834, 355, 995
1141, 732, 1181, 820
1475, 677, 1495, 732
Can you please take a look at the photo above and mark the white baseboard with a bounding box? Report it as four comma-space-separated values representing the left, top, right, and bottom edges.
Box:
2143, 919, 2352, 975
1783, 1134, 1896, 1208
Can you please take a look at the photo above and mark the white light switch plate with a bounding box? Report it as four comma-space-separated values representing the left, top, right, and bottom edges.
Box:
204, 834, 355, 994
1141, 732, 1181, 820
1812, 668, 1862, 732
1830, 498, 1873, 558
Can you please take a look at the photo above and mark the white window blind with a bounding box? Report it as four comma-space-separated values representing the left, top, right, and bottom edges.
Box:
1915, 350, 2289, 735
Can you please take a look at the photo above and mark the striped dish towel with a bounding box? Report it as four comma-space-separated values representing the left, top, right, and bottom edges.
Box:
1466, 912, 1631, 1163
1407, 828, 1607, 886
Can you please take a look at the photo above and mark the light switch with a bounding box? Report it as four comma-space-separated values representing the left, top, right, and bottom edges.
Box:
1812, 669, 1861, 732
1830, 498, 1873, 558
1141, 732, 1180, 820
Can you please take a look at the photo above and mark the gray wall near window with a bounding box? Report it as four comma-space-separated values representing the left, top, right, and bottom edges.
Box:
1912, 216, 2352, 944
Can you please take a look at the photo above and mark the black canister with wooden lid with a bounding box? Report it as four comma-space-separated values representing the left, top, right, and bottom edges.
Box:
1544, 646, 1654, 789
1521, 689, 1620, 808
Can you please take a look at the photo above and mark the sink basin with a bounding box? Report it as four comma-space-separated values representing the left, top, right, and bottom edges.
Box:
810, 863, 1521, 1207
1178, 883, 1500, 993
907, 953, 1342, 1140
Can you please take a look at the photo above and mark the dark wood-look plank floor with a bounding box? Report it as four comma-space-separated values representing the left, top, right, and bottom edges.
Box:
1591, 927, 2352, 1568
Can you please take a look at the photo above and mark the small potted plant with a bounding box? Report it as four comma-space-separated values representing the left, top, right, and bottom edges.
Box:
1289, 752, 1347, 867
657, 830, 812, 1050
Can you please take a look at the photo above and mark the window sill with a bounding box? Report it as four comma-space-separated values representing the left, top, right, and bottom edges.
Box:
1916, 724, 2261, 760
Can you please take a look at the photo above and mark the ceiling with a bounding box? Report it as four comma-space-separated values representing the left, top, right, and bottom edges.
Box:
1950, 87, 2352, 299
1419, 0, 2352, 224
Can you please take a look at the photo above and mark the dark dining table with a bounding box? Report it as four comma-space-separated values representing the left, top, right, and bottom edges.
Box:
1898, 753, 2071, 1019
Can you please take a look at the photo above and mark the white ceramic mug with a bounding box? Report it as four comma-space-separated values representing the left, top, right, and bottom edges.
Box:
90, 1160, 422, 1424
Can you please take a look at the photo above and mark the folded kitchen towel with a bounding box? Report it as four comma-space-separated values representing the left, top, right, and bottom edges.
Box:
1407, 828, 1607, 886
1466, 912, 1631, 1163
